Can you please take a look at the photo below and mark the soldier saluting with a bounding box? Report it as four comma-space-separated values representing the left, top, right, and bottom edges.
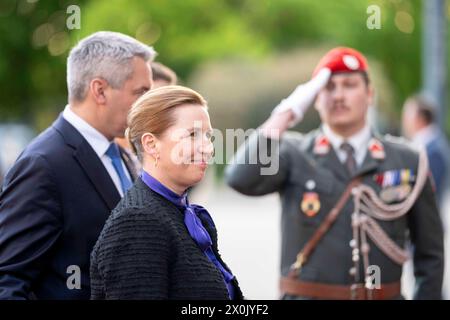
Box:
225, 47, 444, 300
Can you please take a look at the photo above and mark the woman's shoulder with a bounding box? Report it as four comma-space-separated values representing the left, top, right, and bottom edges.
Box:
103, 180, 180, 231
93, 193, 175, 257
115, 179, 177, 214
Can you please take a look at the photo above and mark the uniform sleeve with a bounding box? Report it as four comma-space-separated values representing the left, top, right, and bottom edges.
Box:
0, 155, 63, 299
90, 209, 171, 300
407, 175, 444, 300
225, 131, 292, 196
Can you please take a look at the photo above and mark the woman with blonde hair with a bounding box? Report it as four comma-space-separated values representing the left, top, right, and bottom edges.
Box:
90, 85, 242, 300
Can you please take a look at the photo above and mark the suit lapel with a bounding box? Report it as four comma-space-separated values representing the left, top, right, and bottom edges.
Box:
317, 146, 350, 181
53, 114, 121, 211
354, 134, 385, 178
74, 144, 121, 210
354, 152, 379, 177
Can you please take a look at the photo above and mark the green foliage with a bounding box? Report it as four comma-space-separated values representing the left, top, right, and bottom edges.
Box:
0, 0, 447, 131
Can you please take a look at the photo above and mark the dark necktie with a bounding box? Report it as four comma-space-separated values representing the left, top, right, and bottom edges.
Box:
340, 142, 357, 176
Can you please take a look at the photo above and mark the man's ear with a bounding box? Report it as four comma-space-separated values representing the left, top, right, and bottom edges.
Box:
90, 78, 108, 105
141, 133, 159, 158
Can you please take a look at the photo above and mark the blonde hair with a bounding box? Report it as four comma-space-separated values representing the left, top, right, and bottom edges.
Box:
125, 85, 207, 162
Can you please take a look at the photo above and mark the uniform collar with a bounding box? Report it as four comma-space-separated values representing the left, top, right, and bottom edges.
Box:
321, 123, 372, 166
322, 124, 371, 152
313, 125, 385, 179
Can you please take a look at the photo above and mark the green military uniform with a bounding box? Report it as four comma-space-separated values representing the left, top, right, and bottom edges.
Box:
225, 128, 444, 300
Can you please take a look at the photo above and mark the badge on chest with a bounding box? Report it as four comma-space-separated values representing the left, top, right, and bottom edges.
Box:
300, 179, 321, 217
301, 192, 321, 217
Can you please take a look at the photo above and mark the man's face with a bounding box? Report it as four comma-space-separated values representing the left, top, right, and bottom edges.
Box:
315, 72, 373, 132
102, 57, 152, 140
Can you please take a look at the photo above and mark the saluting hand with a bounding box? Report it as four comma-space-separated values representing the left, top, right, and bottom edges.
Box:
261, 68, 331, 139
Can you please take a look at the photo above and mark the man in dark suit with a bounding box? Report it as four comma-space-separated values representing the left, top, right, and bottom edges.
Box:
402, 95, 450, 205
0, 31, 155, 299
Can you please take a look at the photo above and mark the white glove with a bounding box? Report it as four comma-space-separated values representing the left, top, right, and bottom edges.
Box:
272, 68, 331, 127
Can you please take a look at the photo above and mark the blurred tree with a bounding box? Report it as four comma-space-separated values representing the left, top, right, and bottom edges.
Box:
0, 0, 447, 132
0, 0, 87, 127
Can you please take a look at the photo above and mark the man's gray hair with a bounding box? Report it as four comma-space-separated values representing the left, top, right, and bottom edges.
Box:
67, 31, 157, 102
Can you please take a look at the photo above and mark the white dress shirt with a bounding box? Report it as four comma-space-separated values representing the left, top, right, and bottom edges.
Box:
322, 123, 372, 168
63, 105, 130, 197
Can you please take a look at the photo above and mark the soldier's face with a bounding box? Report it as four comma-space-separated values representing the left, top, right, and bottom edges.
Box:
315, 72, 373, 134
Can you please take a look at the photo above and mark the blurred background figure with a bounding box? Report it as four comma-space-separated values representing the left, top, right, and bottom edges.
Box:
402, 95, 450, 208
115, 61, 178, 175
151, 61, 178, 88
400, 94, 450, 300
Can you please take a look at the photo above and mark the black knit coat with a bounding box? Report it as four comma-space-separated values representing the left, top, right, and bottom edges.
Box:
90, 178, 243, 300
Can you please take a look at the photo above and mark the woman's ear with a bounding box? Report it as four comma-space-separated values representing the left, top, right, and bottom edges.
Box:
141, 133, 159, 159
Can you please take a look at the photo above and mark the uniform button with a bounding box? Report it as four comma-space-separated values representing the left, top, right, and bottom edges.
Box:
305, 180, 316, 190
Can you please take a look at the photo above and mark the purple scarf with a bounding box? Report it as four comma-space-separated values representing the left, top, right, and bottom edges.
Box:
140, 171, 235, 299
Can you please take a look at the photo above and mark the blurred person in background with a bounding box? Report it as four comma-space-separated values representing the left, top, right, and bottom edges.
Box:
0, 31, 155, 299
225, 47, 443, 300
402, 95, 450, 208
151, 61, 178, 89
115, 61, 178, 174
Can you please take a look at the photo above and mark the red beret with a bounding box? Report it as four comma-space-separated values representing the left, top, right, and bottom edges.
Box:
312, 47, 368, 77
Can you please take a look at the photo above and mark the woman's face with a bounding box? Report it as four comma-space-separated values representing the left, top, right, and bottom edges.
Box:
148, 104, 214, 193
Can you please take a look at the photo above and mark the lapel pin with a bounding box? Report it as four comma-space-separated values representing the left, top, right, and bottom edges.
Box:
314, 134, 330, 155
368, 138, 385, 160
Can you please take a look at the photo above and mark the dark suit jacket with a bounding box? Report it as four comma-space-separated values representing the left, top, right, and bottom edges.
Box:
0, 114, 135, 299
